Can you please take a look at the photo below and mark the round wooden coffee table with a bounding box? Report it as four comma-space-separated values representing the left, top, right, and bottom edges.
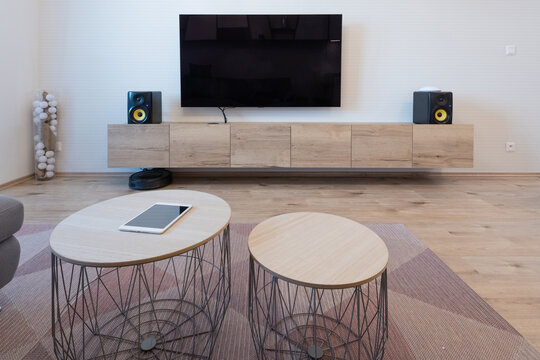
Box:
50, 190, 231, 359
248, 212, 389, 360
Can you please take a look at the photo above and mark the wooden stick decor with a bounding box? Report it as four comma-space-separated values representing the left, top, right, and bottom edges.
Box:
32, 91, 58, 180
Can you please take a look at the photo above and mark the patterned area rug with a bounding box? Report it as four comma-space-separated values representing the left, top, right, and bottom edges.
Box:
0, 223, 538, 360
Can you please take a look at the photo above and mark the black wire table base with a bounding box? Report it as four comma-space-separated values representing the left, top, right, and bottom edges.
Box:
248, 257, 388, 360
52, 226, 231, 360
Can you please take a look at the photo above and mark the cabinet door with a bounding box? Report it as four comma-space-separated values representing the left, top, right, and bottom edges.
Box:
108, 124, 169, 168
291, 124, 351, 168
413, 125, 474, 168
170, 123, 230, 168
231, 124, 291, 168
352, 124, 412, 168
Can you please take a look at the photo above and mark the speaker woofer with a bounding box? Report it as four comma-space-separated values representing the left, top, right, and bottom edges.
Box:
130, 107, 148, 123
434, 109, 448, 122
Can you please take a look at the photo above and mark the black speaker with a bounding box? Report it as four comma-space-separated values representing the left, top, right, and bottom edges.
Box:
127, 91, 162, 124
413, 91, 452, 124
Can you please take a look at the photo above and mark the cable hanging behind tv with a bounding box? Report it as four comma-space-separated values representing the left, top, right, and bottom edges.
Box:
179, 14, 342, 108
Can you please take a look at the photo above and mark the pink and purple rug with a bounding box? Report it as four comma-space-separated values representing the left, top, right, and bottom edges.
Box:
0, 223, 538, 359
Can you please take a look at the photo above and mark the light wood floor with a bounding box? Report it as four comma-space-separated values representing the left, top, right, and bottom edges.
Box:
2, 174, 540, 350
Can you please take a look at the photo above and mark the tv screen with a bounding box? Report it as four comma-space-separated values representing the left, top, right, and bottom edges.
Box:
179, 15, 342, 107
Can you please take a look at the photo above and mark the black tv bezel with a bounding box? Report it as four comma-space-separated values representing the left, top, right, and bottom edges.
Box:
179, 14, 343, 108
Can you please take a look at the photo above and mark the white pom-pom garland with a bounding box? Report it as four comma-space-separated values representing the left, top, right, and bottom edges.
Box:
33, 92, 58, 181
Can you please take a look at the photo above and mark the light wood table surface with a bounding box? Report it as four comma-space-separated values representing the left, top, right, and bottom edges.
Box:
248, 212, 389, 289
49, 190, 231, 267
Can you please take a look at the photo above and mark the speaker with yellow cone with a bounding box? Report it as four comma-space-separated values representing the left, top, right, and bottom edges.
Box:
127, 91, 162, 124
413, 91, 452, 124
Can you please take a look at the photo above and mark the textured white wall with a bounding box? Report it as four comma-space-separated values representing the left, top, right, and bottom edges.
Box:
0, 0, 39, 184
38, 0, 540, 172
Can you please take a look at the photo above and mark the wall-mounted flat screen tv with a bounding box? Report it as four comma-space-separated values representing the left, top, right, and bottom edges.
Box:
179, 14, 342, 107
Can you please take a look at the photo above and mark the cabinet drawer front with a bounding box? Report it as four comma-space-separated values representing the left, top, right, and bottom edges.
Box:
231, 124, 291, 168
291, 124, 351, 168
352, 124, 412, 168
170, 124, 230, 168
413, 125, 474, 168
108, 124, 169, 168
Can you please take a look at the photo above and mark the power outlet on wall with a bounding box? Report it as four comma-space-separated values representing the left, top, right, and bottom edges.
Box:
505, 45, 517, 56
505, 142, 515, 152
56, 141, 63, 151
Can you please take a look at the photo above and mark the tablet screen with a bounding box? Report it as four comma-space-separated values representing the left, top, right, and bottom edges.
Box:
124, 204, 190, 229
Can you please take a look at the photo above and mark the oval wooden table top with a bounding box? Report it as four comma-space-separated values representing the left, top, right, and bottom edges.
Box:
49, 190, 231, 267
248, 212, 389, 289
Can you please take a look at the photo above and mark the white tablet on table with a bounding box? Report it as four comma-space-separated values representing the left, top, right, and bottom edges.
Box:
119, 203, 192, 234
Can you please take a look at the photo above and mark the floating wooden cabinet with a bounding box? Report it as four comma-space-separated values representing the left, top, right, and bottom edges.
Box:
352, 124, 412, 168
108, 124, 169, 168
413, 124, 474, 168
170, 123, 230, 168
291, 124, 351, 168
231, 124, 291, 168
107, 122, 474, 170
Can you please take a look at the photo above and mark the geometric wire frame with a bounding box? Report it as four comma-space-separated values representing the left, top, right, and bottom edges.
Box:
52, 226, 231, 360
248, 257, 388, 360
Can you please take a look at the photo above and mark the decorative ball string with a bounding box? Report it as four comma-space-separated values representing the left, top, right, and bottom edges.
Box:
32, 91, 57, 180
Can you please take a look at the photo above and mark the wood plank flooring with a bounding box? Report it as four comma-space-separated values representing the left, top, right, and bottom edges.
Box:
2, 174, 540, 350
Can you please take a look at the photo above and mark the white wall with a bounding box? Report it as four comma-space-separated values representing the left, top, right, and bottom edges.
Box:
0, 0, 39, 184
38, 0, 540, 172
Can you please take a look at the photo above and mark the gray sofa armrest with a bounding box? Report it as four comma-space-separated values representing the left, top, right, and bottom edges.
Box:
0, 235, 21, 288
0, 195, 24, 242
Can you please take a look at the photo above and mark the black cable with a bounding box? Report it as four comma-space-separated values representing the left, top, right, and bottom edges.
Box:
217, 107, 232, 123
